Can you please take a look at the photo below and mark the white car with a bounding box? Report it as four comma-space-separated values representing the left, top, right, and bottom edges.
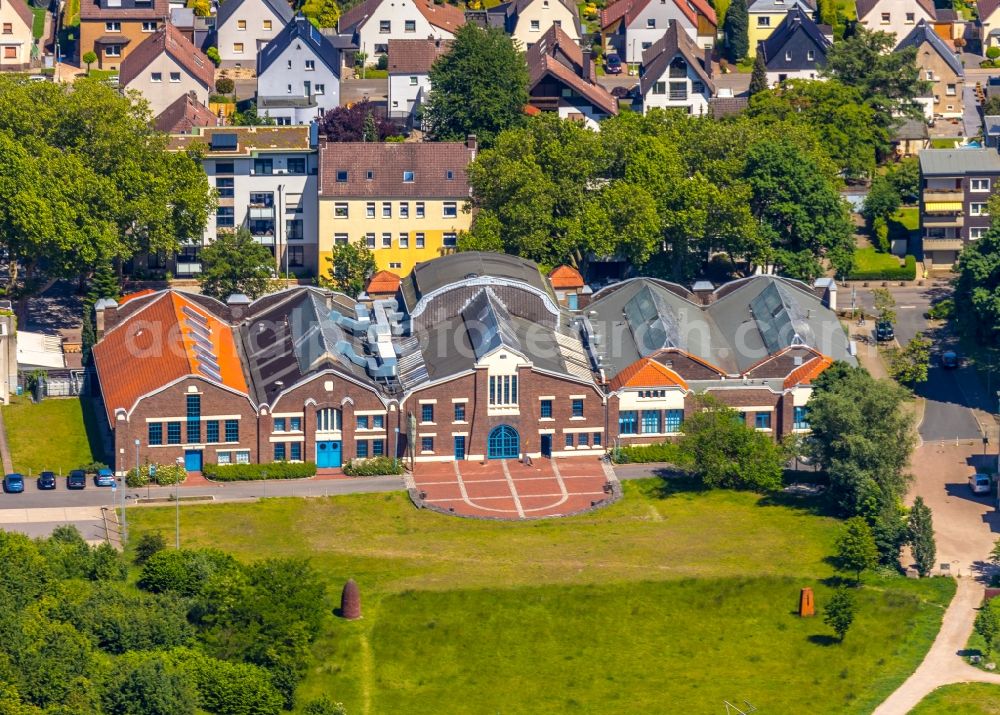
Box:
969, 473, 992, 495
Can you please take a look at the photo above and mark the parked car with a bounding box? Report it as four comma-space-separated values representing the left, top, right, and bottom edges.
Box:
970, 473, 992, 495
94, 468, 115, 487
3, 473, 24, 493
875, 320, 895, 342
605, 53, 622, 74
37, 471, 56, 490
66, 470, 86, 490
940, 350, 959, 369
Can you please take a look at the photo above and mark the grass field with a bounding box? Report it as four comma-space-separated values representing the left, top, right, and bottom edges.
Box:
2, 396, 103, 474
126, 479, 955, 714
911, 684, 1000, 713
31, 7, 45, 40
853, 246, 903, 273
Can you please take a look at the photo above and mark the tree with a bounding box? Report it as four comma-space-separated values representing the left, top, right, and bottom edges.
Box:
749, 52, 768, 95
231, 101, 276, 126
82, 51, 97, 71
423, 24, 529, 147
318, 99, 401, 142
886, 156, 920, 203
824, 587, 856, 641
975, 602, 1000, 655
215, 77, 234, 95
986, 95, 1000, 115
886, 332, 931, 385
871, 287, 896, 324
862, 175, 901, 227
103, 657, 197, 715
954, 225, 1000, 346
134, 532, 166, 566
198, 227, 276, 301
723, 0, 749, 61
908, 496, 936, 577
323, 240, 377, 297
678, 395, 786, 492
138, 548, 240, 597
835, 517, 878, 584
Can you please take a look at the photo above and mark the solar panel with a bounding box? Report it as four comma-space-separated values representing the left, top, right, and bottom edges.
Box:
182, 305, 210, 326
185, 318, 211, 339
197, 362, 223, 382
210, 133, 238, 151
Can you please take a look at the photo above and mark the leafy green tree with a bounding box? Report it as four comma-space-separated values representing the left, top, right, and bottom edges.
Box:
82, 51, 97, 71
824, 587, 857, 641
424, 24, 529, 147
835, 517, 879, 584
976, 602, 1000, 655
862, 175, 901, 226
323, 240, 377, 297
908, 496, 936, 577
103, 656, 197, 715
134, 531, 166, 565
215, 77, 235, 95
303, 695, 348, 715
749, 52, 768, 95
886, 156, 920, 203
723, 0, 748, 61
871, 287, 896, 324
886, 332, 931, 385
138, 548, 240, 597
198, 227, 276, 301
87, 542, 128, 581
363, 110, 378, 142
678, 395, 786, 492
954, 225, 1000, 346
231, 101, 276, 126
315, 0, 340, 27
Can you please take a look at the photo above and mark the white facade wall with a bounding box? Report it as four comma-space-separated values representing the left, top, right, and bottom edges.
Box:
217, 0, 288, 65
388, 70, 431, 120
0, 2, 32, 68
125, 54, 209, 117
765, 67, 819, 85
257, 41, 340, 123
625, 7, 697, 63
641, 65, 711, 115
557, 103, 605, 130
511, 0, 579, 48
354, 0, 454, 62
857, 0, 933, 42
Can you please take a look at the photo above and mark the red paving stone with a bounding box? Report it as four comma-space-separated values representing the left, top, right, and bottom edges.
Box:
412, 456, 613, 520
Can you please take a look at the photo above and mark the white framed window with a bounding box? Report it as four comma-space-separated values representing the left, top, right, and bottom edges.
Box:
366, 202, 376, 218
416, 232, 425, 248
334, 233, 348, 245
646, 18, 655, 27
972, 178, 991, 192
409, 75, 418, 85
971, 227, 987, 240
757, 16, 770, 26
381, 232, 392, 248
233, 42, 244, 54
105, 21, 121, 31
405, 19, 416, 31
169, 72, 180, 82
971, 202, 989, 216
334, 202, 348, 218
946, 84, 956, 96
379, 20, 390, 33
315, 84, 325, 95
443, 202, 457, 218
237, 19, 246, 30
389, 261, 403, 269
141, 21, 156, 31
382, 202, 391, 217
416, 202, 425, 218
399, 232, 409, 248
151, 72, 162, 82
905, 11, 914, 22
400, 202, 409, 218
105, 45, 121, 57
365, 233, 376, 248
530, 20, 540, 30
305, 59, 315, 71
784, 50, 791, 61
403, 170, 414, 182
925, 70, 934, 81
806, 49, 815, 61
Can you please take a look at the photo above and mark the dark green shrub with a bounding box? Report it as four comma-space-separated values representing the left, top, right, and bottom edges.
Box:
376, 53, 388, 70
612, 441, 685, 464
138, 549, 239, 596
201, 462, 317, 481
926, 297, 954, 320
847, 255, 916, 281
342, 456, 404, 476
134, 532, 166, 565
215, 77, 234, 94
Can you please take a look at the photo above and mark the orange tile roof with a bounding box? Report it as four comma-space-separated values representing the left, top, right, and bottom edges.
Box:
117, 289, 156, 305
367, 270, 401, 294
92, 292, 249, 421
783, 355, 833, 389
549, 265, 584, 289
610, 357, 689, 392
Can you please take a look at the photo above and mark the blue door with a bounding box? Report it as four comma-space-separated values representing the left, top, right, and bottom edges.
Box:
454, 436, 466, 460
540, 434, 552, 458
316, 441, 342, 468
184, 450, 203, 472
487, 425, 519, 459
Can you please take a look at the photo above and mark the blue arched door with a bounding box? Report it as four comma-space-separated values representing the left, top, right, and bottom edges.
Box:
487, 425, 519, 459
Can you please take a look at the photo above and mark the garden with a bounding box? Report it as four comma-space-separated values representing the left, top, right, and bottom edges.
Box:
1, 396, 104, 474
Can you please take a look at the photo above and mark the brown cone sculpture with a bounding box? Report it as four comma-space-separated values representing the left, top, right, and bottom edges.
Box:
341, 578, 361, 620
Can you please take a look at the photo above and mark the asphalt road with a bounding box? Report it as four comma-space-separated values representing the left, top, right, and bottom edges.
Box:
851, 284, 984, 442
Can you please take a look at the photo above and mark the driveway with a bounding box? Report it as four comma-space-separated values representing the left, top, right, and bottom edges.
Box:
341, 77, 388, 105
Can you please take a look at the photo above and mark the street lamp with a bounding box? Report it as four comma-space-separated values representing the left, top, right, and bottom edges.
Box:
118, 447, 125, 543
175, 456, 184, 549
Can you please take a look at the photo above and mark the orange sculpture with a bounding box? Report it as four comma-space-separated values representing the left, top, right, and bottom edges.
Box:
799, 587, 815, 617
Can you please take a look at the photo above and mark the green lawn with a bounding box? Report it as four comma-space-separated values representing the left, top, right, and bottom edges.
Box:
31, 7, 45, 40
126, 479, 955, 714
2, 396, 103, 474
911, 684, 1000, 713
87, 69, 117, 81
931, 138, 961, 148
853, 246, 902, 272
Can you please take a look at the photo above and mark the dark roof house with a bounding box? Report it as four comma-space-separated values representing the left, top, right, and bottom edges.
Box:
526, 24, 618, 123
639, 23, 715, 98
756, 6, 832, 76
257, 15, 343, 76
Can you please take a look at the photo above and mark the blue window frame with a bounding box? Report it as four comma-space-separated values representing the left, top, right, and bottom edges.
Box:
373, 439, 384, 456
421, 436, 434, 452
274, 443, 286, 461
186, 394, 201, 443
373, 414, 384, 429
290, 417, 301, 431
619, 410, 638, 435
422, 404, 434, 423
274, 418, 286, 432
290, 442, 301, 460
487, 425, 519, 459
641, 410, 660, 434
357, 440, 369, 458
736, 412, 746, 424
593, 432, 602, 446
665, 409, 684, 433
578, 433, 589, 447
167, 422, 182, 445
540, 400, 552, 419
357, 415, 369, 430
148, 422, 162, 445
205, 420, 219, 443
755, 412, 771, 430
793, 406, 809, 430
565, 433, 573, 447
572, 399, 584, 417
225, 419, 239, 443
454, 403, 465, 421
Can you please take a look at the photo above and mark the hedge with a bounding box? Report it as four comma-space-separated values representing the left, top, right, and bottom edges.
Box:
202, 462, 317, 481
126, 462, 186, 488
611, 442, 685, 465
342, 456, 404, 477
847, 254, 916, 281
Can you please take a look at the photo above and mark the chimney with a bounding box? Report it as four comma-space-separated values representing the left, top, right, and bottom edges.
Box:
93, 298, 120, 339
691, 281, 715, 306
227, 293, 252, 321
466, 133, 477, 153
704, 46, 713, 78
582, 46, 593, 82
813, 277, 837, 311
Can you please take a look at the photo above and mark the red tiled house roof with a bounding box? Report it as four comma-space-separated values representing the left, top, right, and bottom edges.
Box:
119, 24, 214, 90
549, 265, 584, 289
610, 357, 689, 392
367, 270, 401, 294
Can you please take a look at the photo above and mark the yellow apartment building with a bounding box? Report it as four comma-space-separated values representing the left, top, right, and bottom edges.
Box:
317, 138, 477, 279
747, 0, 816, 57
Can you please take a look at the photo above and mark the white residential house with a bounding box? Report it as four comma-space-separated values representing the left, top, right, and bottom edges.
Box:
600, 0, 718, 65
386, 37, 448, 126
119, 25, 214, 117
167, 126, 321, 278
337, 0, 464, 63
639, 23, 714, 115
215, 0, 295, 67
257, 16, 343, 125
855, 0, 935, 42
0, 0, 34, 70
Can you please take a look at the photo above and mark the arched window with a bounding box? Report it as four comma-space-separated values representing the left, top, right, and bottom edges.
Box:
487, 425, 519, 459
317, 408, 342, 432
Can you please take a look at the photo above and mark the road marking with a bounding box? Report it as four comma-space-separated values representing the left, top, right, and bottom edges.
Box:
899, 305, 916, 309
426, 491, 606, 503
500, 460, 526, 518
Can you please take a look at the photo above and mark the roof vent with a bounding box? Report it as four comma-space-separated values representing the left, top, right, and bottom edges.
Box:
226, 293, 252, 305
793, 355, 803, 366
465, 272, 479, 279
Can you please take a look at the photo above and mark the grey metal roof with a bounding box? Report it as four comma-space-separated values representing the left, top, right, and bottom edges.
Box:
896, 19, 963, 78
919, 148, 1000, 175
985, 115, 1000, 138
401, 251, 551, 312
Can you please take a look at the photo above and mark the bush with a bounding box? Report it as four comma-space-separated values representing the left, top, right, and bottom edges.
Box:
873, 216, 890, 252
612, 441, 684, 464
138, 549, 239, 596
78, 461, 109, 474
215, 77, 234, 95
376, 53, 388, 70
342, 456, 404, 476
201, 461, 317, 481
847, 254, 916, 281
206, 46, 220, 66
989, 47, 1000, 60
126, 463, 186, 488
134, 532, 166, 566
926, 297, 954, 320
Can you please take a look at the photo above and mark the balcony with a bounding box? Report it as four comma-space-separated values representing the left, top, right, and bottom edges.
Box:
922, 212, 963, 228
249, 205, 275, 219
922, 237, 965, 251
922, 189, 963, 204
175, 262, 202, 276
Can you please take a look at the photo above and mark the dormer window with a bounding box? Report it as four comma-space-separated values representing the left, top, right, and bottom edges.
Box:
336, 170, 348, 182
785, 50, 792, 61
